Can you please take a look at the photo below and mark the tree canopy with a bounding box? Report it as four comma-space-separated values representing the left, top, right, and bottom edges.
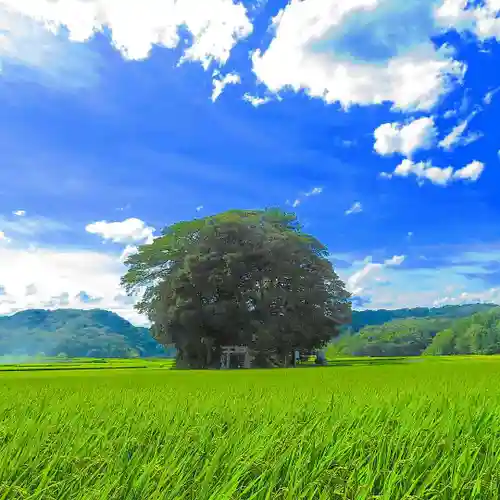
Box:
122, 209, 351, 368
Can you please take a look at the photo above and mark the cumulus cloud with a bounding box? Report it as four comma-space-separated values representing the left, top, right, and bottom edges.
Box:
211, 71, 240, 102
345, 201, 362, 215
0, 0, 252, 71
435, 0, 500, 42
392, 158, 454, 186
0, 242, 146, 325
383, 158, 484, 186
453, 160, 484, 182
346, 255, 405, 296
243, 93, 271, 107
374, 117, 437, 157
85, 218, 155, 245
252, 0, 465, 111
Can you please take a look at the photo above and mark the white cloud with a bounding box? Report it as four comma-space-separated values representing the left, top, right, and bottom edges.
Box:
433, 288, 500, 308
0, 242, 146, 325
119, 244, 139, 263
252, 0, 465, 111
345, 201, 362, 215
243, 93, 271, 107
374, 117, 437, 157
385, 255, 405, 266
211, 71, 240, 102
435, 0, 500, 42
438, 109, 481, 151
12, 210, 26, 216
443, 109, 457, 119
1, 0, 252, 71
0, 6, 101, 88
453, 160, 484, 182
346, 254, 405, 296
484, 86, 500, 105
389, 158, 454, 186
305, 187, 323, 197
290, 186, 322, 208
0, 214, 68, 237
85, 218, 155, 245
384, 158, 484, 186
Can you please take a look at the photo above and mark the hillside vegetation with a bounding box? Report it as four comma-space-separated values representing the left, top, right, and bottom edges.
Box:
331, 304, 500, 357
347, 303, 496, 333
0, 309, 172, 358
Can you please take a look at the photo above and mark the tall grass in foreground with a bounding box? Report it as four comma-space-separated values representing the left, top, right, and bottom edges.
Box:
1, 358, 500, 499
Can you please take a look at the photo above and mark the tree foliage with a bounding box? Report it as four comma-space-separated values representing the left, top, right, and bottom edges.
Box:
122, 209, 351, 368
423, 308, 500, 356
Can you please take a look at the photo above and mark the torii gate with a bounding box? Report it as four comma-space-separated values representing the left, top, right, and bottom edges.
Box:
220, 345, 252, 369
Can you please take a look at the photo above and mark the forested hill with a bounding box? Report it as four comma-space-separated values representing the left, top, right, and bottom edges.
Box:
331, 304, 500, 358
349, 303, 497, 333
0, 309, 172, 358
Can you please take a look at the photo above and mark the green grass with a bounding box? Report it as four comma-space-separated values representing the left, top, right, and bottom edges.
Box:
1, 356, 500, 498
0, 357, 176, 372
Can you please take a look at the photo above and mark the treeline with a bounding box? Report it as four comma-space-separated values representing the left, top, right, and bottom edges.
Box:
329, 306, 500, 357
346, 303, 495, 333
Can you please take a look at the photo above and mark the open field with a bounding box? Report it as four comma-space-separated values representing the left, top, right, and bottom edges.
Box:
0, 357, 176, 372
1, 357, 500, 499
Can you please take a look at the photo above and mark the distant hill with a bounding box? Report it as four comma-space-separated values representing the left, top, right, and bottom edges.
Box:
330, 304, 500, 358
348, 303, 497, 333
0, 309, 173, 358
423, 307, 500, 356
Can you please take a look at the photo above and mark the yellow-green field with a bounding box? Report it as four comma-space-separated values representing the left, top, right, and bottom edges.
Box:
1, 356, 500, 499
0, 357, 176, 372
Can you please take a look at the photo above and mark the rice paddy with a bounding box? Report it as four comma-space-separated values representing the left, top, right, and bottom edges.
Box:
1, 356, 500, 499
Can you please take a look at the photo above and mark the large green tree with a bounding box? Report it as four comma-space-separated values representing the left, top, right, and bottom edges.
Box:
121, 209, 351, 368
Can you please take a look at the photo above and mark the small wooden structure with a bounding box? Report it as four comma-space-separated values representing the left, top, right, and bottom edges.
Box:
220, 345, 253, 369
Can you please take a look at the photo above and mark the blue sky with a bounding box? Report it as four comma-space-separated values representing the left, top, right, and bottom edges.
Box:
0, 0, 499, 324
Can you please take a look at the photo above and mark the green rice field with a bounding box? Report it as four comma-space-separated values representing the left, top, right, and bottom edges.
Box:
1, 356, 500, 499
